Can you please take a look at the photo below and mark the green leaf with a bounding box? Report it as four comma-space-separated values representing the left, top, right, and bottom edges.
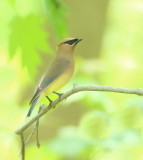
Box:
9, 15, 50, 76
44, 0, 68, 38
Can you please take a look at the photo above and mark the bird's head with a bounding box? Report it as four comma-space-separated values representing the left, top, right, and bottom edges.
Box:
58, 38, 82, 53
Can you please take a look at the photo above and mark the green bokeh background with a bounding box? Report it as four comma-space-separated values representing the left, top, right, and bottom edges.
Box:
1, 0, 143, 159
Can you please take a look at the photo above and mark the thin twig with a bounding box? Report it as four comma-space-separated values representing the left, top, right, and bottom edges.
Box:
36, 118, 40, 148
15, 85, 143, 135
20, 133, 25, 160
36, 105, 45, 148
25, 105, 46, 147
25, 125, 36, 145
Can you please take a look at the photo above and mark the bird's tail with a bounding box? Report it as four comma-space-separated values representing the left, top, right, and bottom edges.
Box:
26, 96, 39, 119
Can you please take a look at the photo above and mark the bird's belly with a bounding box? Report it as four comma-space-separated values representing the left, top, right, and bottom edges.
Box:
44, 69, 74, 95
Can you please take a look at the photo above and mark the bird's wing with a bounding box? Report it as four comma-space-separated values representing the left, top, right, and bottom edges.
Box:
29, 57, 70, 104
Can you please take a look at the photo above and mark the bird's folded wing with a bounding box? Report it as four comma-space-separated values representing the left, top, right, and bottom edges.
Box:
29, 58, 70, 104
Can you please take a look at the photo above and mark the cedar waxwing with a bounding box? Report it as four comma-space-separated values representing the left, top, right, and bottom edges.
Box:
26, 38, 82, 118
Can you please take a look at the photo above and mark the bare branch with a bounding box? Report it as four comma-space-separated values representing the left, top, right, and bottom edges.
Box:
20, 133, 25, 160
25, 105, 46, 146
25, 125, 36, 145
35, 104, 46, 148
15, 85, 143, 135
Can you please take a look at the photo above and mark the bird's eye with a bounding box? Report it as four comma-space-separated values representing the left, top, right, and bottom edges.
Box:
64, 38, 78, 45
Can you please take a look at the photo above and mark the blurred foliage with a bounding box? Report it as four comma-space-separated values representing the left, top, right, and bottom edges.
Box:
44, 0, 68, 38
9, 15, 49, 75
1, 0, 143, 160
1, 0, 67, 77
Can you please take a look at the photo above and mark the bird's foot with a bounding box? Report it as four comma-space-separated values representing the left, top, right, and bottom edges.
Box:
46, 96, 53, 104
53, 91, 63, 100
46, 96, 55, 109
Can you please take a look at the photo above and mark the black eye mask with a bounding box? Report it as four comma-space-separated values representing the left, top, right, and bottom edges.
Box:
64, 38, 78, 45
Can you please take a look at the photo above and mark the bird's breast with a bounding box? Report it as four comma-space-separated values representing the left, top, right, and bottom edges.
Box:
44, 63, 74, 95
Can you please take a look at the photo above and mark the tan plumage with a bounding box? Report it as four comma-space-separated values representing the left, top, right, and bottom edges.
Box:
26, 38, 82, 118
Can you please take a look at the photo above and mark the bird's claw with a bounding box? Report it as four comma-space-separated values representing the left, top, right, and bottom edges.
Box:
46, 96, 53, 104
53, 91, 63, 100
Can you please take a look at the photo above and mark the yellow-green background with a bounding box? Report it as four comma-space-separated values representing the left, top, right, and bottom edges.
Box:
1, 0, 143, 159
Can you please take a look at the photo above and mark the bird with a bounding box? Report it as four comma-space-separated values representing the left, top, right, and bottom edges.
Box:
26, 37, 82, 118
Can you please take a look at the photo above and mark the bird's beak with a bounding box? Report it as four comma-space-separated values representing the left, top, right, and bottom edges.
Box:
74, 38, 82, 45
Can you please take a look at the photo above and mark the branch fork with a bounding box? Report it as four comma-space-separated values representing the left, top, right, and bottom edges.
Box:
15, 85, 143, 160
